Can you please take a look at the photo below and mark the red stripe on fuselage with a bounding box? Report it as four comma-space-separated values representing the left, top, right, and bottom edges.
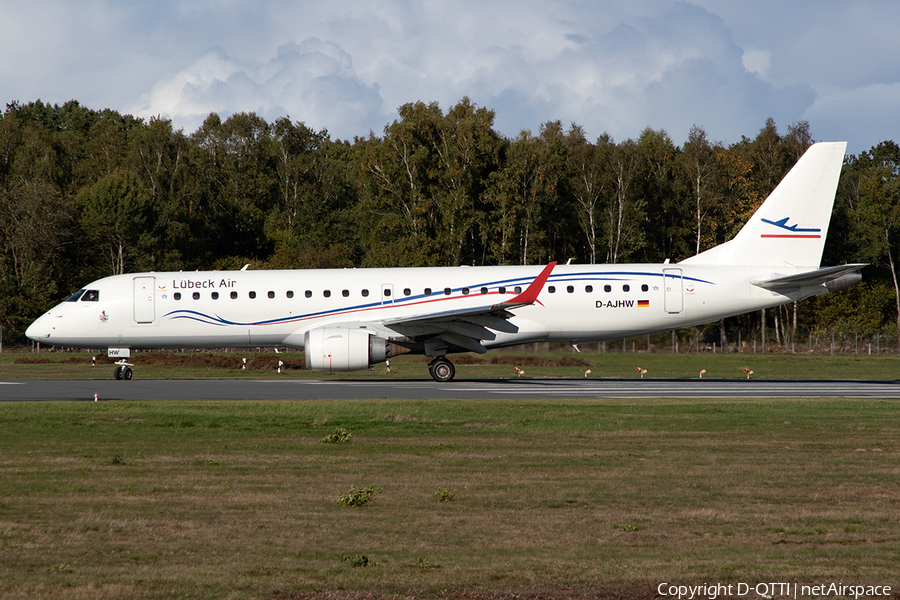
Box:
760, 234, 821, 238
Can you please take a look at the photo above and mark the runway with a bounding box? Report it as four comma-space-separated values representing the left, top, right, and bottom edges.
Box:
3, 377, 900, 401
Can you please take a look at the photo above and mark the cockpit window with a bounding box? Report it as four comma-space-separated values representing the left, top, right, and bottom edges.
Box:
81, 290, 100, 302
65, 289, 86, 302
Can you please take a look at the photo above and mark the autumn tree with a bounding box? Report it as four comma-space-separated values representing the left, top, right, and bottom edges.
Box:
604, 138, 645, 263
636, 128, 685, 262
267, 118, 357, 269
484, 121, 567, 265
354, 102, 442, 266
78, 170, 152, 275
681, 126, 718, 255
565, 125, 609, 264
850, 142, 900, 342
190, 112, 278, 264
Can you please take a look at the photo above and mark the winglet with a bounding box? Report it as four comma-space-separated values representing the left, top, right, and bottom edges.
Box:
493, 261, 556, 309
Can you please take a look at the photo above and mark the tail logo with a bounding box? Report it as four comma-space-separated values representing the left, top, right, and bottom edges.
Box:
760, 217, 821, 239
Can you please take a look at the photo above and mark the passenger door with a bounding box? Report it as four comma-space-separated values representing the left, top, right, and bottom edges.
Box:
133, 276, 156, 323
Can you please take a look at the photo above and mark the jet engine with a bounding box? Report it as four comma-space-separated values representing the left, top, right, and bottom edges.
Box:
304, 327, 394, 371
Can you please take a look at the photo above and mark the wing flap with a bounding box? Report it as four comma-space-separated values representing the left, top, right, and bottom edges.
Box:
440, 331, 488, 354
445, 321, 497, 341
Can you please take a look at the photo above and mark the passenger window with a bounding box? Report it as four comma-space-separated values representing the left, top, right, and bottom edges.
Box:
604, 285, 612, 292
81, 290, 99, 302
548, 286, 556, 293
342, 290, 350, 297
305, 290, 312, 298
231, 291, 238, 299
362, 289, 369, 297
212, 292, 219, 300
268, 291, 275, 299
585, 285, 593, 293
481, 287, 488, 295
623, 285, 630, 292
498, 286, 506, 294
462, 287, 469, 295
444, 287, 451, 296
566, 285, 574, 293
66, 289, 86, 302
287, 291, 294, 298
642, 284, 649, 292
174, 292, 182, 301
384, 288, 391, 297
403, 288, 411, 296
193, 292, 200, 300
249, 291, 257, 299
424, 288, 432, 296
514, 286, 522, 294
324, 290, 331, 298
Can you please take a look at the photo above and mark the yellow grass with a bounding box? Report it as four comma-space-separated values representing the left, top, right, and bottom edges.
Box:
0, 397, 898, 599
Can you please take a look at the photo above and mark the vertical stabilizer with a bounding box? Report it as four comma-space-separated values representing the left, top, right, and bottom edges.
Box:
680, 141, 847, 268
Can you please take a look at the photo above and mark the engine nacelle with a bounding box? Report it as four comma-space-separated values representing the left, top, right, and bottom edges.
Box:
304, 327, 391, 371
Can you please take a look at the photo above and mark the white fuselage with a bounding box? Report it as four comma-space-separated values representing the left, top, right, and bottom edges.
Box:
25, 263, 820, 351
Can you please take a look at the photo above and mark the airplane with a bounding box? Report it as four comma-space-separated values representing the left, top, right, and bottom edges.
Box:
26, 141, 863, 382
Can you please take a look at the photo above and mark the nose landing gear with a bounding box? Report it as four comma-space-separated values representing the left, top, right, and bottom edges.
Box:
113, 360, 134, 380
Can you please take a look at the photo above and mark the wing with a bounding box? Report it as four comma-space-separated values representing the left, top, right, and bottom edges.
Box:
382, 262, 556, 354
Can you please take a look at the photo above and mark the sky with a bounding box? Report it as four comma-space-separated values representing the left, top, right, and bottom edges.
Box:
1, 1, 898, 155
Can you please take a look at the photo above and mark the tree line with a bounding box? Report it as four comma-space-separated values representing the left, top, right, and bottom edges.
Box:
1, 98, 899, 348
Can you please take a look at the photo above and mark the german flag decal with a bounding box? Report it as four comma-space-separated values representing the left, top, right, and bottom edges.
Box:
637, 300, 650, 307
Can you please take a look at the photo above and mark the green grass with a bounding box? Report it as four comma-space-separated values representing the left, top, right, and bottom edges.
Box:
2, 348, 900, 380
1, 397, 898, 598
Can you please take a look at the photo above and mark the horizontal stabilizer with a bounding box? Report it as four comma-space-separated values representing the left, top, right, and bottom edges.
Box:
754, 264, 866, 290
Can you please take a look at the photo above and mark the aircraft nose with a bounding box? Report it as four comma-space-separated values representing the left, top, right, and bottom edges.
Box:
25, 314, 53, 342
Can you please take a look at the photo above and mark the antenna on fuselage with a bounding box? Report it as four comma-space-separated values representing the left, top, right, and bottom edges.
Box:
241, 264, 250, 271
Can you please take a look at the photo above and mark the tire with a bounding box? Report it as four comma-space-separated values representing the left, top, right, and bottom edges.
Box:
430, 358, 455, 382
114, 366, 123, 380
123, 367, 133, 380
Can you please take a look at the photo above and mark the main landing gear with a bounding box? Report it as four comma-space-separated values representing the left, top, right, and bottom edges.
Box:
428, 357, 456, 382
113, 360, 134, 380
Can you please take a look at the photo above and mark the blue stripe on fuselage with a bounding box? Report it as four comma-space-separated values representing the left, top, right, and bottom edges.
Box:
162, 270, 715, 328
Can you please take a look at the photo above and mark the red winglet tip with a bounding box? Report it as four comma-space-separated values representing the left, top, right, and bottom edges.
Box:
502, 261, 557, 307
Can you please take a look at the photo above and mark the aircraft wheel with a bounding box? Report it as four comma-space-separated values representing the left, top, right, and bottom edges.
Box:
114, 366, 123, 380
123, 367, 133, 380
429, 358, 455, 382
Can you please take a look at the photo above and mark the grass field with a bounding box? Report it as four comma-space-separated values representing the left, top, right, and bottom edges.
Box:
2, 349, 900, 381
1, 395, 899, 599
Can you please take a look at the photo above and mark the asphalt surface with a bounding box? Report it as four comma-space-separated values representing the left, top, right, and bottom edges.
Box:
3, 377, 900, 401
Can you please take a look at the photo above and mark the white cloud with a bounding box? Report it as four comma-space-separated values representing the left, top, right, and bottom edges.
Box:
132, 40, 385, 139
2, 1, 898, 153
803, 82, 900, 151
742, 49, 772, 77
129, 1, 819, 145
463, 2, 816, 145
